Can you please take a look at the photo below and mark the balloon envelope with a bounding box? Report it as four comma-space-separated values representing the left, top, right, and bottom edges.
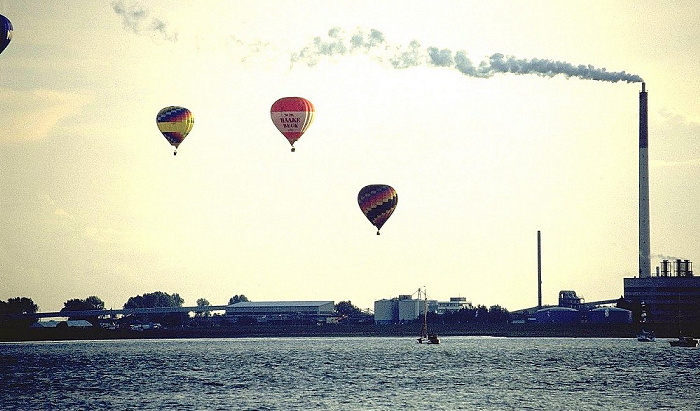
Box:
0, 14, 13, 56
270, 97, 314, 150
358, 184, 398, 234
156, 106, 194, 151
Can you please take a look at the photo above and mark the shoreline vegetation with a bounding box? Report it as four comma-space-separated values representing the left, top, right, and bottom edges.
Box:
2, 322, 688, 343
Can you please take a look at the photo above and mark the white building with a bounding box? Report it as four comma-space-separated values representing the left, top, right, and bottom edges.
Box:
437, 297, 472, 315
374, 295, 440, 324
373, 299, 397, 325
225, 301, 335, 322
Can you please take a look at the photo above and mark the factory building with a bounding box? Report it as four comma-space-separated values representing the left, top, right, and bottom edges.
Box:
225, 301, 335, 323
622, 84, 700, 325
398, 297, 423, 322
535, 307, 581, 324
624, 259, 700, 325
587, 307, 633, 324
374, 294, 461, 324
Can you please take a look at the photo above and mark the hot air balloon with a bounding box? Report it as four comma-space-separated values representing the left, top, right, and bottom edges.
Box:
270, 97, 314, 152
358, 184, 398, 235
0, 14, 13, 56
156, 106, 194, 155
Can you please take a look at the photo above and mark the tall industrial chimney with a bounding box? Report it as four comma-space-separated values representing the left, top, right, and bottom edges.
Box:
537, 230, 542, 308
639, 83, 650, 278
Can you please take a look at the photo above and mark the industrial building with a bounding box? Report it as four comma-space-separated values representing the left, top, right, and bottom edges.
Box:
374, 294, 468, 325
374, 295, 436, 325
621, 84, 700, 326
533, 305, 632, 325
224, 301, 335, 323
624, 260, 700, 325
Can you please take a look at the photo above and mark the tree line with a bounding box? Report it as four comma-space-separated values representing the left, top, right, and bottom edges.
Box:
1, 293, 510, 329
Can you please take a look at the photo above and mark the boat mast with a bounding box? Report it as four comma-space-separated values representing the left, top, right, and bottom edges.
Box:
421, 287, 428, 339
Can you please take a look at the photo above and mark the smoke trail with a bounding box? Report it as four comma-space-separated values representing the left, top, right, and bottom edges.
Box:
652, 253, 687, 261
111, 1, 177, 42
291, 28, 643, 83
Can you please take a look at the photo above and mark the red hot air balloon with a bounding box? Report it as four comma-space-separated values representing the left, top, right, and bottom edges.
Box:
0, 14, 13, 56
270, 97, 315, 152
358, 184, 398, 235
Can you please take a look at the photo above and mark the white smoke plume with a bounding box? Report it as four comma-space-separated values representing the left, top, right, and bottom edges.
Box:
291, 28, 644, 83
111, 1, 177, 42
652, 253, 687, 261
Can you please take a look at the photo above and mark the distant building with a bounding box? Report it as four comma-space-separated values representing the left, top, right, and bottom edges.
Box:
535, 307, 581, 324
558, 290, 584, 310
374, 294, 458, 324
30, 320, 93, 328
225, 301, 335, 323
624, 259, 700, 324
587, 307, 633, 324
373, 299, 398, 325
437, 297, 472, 315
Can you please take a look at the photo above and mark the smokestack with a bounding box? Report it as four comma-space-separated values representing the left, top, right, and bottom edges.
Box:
639, 83, 651, 278
537, 230, 542, 308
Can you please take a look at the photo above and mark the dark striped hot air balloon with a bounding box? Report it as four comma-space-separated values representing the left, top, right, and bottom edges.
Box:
0, 14, 13, 56
270, 97, 315, 152
156, 106, 194, 155
358, 184, 398, 235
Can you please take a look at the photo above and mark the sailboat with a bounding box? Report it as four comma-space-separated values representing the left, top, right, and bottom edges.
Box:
669, 294, 698, 347
417, 287, 440, 344
636, 303, 656, 342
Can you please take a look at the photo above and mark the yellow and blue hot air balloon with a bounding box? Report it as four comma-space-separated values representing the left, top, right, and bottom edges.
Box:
0, 14, 13, 56
358, 184, 398, 235
156, 106, 194, 155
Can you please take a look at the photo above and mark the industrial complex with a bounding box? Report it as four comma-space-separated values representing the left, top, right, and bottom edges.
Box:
621, 83, 700, 326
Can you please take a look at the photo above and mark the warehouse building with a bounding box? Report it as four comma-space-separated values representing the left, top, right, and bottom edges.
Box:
225, 301, 335, 323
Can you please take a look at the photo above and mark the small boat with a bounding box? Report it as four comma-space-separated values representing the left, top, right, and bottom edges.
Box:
668, 297, 697, 347
417, 333, 440, 344
669, 336, 698, 347
636, 304, 655, 342
637, 329, 656, 342
417, 287, 439, 345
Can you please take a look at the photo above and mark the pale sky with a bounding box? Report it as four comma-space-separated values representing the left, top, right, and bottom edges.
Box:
1, 1, 699, 313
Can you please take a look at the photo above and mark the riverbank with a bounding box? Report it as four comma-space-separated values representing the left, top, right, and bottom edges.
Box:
1, 322, 679, 342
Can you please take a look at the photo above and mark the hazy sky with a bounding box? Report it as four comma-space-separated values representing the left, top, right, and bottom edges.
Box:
2, 1, 699, 313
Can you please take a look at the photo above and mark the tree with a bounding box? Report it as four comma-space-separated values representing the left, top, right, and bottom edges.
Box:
335, 301, 361, 317
228, 294, 249, 305
123, 291, 185, 327
335, 301, 373, 323
62, 296, 105, 312
0, 297, 39, 328
196, 298, 211, 318
60, 296, 106, 325
0, 297, 39, 314
124, 291, 184, 309
487, 305, 511, 323
474, 305, 489, 323
85, 296, 105, 310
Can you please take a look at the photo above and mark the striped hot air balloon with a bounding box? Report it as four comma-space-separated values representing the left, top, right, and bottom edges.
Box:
358, 184, 398, 235
0, 14, 13, 56
156, 106, 194, 155
270, 97, 314, 152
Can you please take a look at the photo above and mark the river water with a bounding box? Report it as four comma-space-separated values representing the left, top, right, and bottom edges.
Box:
0, 337, 698, 410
